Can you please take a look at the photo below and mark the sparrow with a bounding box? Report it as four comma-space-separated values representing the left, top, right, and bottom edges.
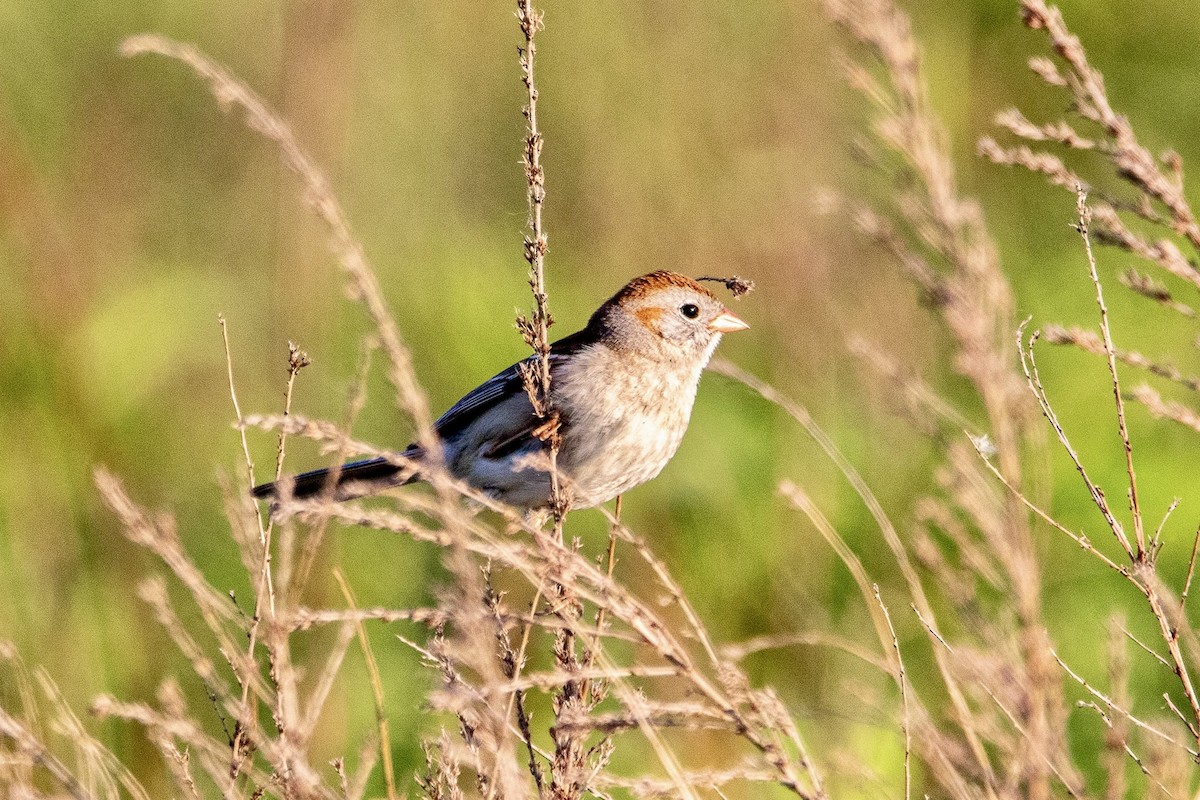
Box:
252, 270, 749, 510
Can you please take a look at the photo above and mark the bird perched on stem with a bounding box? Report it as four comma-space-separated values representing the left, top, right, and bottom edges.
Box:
252, 270, 749, 510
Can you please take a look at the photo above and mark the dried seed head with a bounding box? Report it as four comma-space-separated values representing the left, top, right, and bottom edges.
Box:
697, 275, 756, 298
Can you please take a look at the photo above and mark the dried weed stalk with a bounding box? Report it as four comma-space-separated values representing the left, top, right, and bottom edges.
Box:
514, 0, 565, 525
815, 0, 1076, 796
982, 0, 1200, 772
982, 0, 1200, 425
806, 0, 1200, 796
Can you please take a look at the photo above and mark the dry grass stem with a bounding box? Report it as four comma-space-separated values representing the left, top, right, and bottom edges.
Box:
0, 706, 95, 800
220, 315, 278, 776
514, 0, 564, 526
1043, 325, 1200, 392
1073, 188, 1146, 556
1053, 652, 1194, 757
334, 571, 398, 800
1129, 385, 1200, 434
275, 342, 312, 483
1018, 322, 1137, 561
1105, 618, 1131, 800
872, 585, 910, 800
121, 34, 435, 442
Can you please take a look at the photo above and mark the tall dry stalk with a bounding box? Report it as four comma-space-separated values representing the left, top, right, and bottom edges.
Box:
811, 0, 1076, 796
810, 0, 1200, 795
513, 0, 564, 524
978, 0, 1200, 767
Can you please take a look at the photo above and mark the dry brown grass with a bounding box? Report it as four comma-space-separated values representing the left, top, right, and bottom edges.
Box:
5, 1, 1200, 799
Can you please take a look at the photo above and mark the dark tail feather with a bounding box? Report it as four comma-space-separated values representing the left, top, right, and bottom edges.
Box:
251, 455, 420, 502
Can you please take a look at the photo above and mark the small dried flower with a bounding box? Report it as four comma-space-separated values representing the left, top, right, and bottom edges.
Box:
697, 275, 756, 298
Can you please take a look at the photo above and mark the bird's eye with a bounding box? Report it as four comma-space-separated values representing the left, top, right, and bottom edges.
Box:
680, 303, 700, 319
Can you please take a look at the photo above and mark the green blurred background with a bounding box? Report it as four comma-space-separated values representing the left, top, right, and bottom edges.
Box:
4, 0, 1200, 794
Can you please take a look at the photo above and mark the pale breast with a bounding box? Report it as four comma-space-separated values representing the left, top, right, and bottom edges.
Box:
552, 344, 703, 508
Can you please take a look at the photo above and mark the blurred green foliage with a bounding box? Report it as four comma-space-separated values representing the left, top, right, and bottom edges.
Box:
4, 0, 1200, 794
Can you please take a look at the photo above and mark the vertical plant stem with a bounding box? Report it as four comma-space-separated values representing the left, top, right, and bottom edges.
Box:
274, 342, 310, 483
499, 575, 547, 797
516, 0, 566, 531
275, 342, 310, 607
220, 315, 276, 780
334, 570, 398, 800
1182, 526, 1200, 612
582, 495, 621, 704
1075, 188, 1145, 558
515, 6, 586, 798
873, 585, 910, 800
1102, 617, 1129, 800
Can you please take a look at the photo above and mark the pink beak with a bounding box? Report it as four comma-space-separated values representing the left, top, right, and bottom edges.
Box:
708, 309, 750, 334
